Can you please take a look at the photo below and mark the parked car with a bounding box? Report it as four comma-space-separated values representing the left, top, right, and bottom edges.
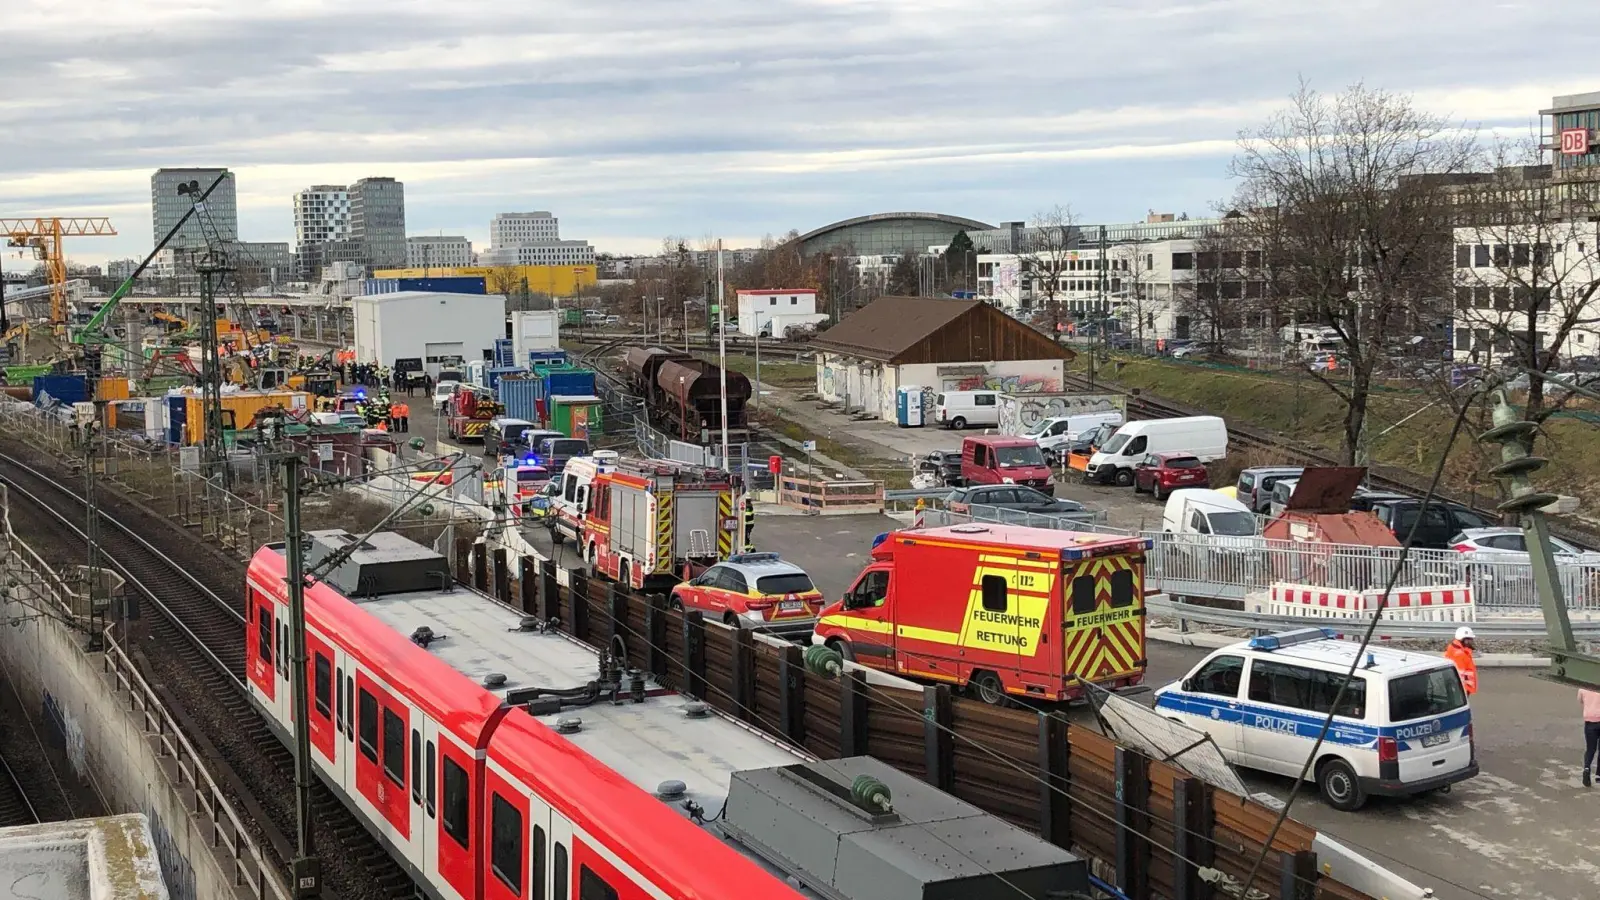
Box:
483, 417, 536, 457
1132, 452, 1211, 500
1023, 411, 1125, 455
1171, 341, 1227, 359
669, 552, 823, 639
961, 435, 1055, 495
433, 379, 460, 414
1161, 489, 1259, 538
1236, 466, 1304, 514
1449, 527, 1591, 559
944, 485, 1089, 518
1086, 416, 1228, 486
1364, 497, 1495, 550
934, 390, 1000, 429
916, 450, 963, 486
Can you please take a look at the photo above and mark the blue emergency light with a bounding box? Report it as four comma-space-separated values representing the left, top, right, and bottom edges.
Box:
352, 387, 366, 399
871, 533, 889, 549
1247, 627, 1337, 651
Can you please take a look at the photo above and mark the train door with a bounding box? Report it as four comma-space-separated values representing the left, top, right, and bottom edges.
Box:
548, 812, 574, 900
526, 790, 554, 900
433, 735, 478, 900
305, 629, 339, 774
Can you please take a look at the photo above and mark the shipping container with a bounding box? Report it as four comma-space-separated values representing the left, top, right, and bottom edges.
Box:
493, 338, 515, 367
509, 310, 561, 359
32, 374, 87, 407
549, 394, 604, 439
485, 366, 525, 395
181, 391, 310, 445
362, 276, 487, 296
96, 377, 131, 401
528, 349, 568, 368
497, 376, 542, 424
536, 366, 597, 400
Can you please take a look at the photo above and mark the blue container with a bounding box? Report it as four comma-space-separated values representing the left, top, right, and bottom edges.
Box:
497, 377, 541, 423
494, 339, 515, 368
485, 366, 524, 395
543, 369, 596, 400
32, 374, 87, 407
528, 349, 568, 368
361, 276, 487, 296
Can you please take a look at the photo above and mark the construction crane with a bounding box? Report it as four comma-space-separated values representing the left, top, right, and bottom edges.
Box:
0, 217, 117, 327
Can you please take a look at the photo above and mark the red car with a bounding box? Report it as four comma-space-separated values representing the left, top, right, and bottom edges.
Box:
1132, 452, 1209, 500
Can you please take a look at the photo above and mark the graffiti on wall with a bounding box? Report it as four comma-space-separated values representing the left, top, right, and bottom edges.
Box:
999, 393, 1124, 433
43, 690, 86, 779
821, 362, 845, 399
942, 373, 1060, 394
146, 804, 198, 900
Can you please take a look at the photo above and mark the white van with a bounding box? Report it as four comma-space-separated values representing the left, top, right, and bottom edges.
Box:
1162, 488, 1257, 537
1023, 411, 1125, 453
934, 390, 1000, 429
1085, 416, 1227, 486
1155, 627, 1477, 811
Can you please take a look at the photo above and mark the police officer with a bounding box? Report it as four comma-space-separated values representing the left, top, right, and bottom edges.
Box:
742, 497, 756, 552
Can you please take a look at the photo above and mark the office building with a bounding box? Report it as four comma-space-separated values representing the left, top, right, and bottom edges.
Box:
150, 168, 237, 250
349, 177, 407, 270
483, 209, 595, 267
407, 236, 474, 269
490, 212, 560, 246
106, 259, 139, 282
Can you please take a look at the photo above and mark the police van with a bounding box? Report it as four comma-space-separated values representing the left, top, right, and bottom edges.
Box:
1154, 627, 1477, 810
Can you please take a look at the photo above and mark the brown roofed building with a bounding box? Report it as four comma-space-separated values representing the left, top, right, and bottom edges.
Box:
810, 295, 1075, 424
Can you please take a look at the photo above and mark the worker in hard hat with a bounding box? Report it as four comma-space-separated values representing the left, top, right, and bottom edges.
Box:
1443, 626, 1477, 696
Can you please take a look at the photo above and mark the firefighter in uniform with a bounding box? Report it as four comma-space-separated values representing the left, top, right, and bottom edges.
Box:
741, 497, 757, 552
1444, 626, 1477, 696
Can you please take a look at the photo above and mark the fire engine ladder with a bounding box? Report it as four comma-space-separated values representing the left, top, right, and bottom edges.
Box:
687, 528, 714, 558
1481, 383, 1600, 688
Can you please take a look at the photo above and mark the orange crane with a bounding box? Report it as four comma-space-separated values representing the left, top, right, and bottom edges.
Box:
0, 217, 117, 327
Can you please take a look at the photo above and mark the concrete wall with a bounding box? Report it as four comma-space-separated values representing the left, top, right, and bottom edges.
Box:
0, 575, 263, 900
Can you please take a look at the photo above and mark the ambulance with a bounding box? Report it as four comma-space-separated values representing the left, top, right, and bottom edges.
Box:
812, 523, 1150, 705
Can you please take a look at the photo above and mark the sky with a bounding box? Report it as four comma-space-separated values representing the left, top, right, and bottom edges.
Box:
1, 0, 1595, 270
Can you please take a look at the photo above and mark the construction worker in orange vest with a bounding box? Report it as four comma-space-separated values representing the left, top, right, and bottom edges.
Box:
1444, 626, 1478, 696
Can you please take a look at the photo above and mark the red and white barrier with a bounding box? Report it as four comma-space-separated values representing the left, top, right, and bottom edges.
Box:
1266, 582, 1475, 624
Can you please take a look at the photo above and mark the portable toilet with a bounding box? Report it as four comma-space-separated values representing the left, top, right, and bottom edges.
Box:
896, 385, 924, 428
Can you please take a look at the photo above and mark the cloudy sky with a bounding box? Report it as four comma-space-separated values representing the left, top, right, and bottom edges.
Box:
2, 0, 1593, 269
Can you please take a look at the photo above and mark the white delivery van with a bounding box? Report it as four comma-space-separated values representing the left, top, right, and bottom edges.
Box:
1155, 627, 1477, 811
1085, 416, 1227, 486
934, 390, 1000, 429
1162, 488, 1257, 537
1024, 411, 1125, 453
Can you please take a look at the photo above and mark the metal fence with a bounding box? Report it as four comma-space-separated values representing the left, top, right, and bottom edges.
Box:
928, 500, 1599, 611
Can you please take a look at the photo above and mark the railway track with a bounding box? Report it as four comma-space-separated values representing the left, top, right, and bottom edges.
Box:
0, 755, 40, 829
0, 449, 418, 899
1063, 369, 1600, 548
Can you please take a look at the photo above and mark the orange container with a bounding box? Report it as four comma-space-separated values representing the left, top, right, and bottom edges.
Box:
96, 377, 131, 401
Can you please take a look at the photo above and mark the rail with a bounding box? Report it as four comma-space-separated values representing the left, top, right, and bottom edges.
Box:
2, 527, 290, 899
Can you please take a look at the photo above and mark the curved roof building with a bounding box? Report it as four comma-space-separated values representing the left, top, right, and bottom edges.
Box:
797, 212, 995, 257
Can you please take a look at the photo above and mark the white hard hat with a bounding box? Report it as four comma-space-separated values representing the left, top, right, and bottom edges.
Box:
1455, 626, 1475, 641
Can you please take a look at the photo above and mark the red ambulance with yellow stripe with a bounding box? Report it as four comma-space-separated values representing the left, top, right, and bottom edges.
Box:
812, 523, 1150, 705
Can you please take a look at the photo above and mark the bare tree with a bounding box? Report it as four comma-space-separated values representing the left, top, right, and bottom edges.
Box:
1453, 138, 1600, 441
1016, 205, 1077, 325
1230, 82, 1476, 463
485, 265, 522, 297
1115, 242, 1168, 347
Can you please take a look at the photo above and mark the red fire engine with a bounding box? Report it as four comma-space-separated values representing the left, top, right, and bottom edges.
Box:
445, 384, 501, 442
813, 523, 1150, 705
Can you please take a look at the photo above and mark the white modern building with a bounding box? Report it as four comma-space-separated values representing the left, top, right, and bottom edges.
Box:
479, 241, 595, 266
1451, 221, 1600, 361
735, 289, 830, 338
406, 236, 474, 268
490, 212, 560, 246
293, 186, 351, 246
353, 290, 507, 376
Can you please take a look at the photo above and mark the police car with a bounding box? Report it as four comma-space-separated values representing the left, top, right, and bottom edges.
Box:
1154, 627, 1477, 811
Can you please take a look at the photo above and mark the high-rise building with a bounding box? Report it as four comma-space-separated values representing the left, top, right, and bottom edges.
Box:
490, 212, 560, 246
150, 168, 237, 250
406, 236, 474, 269
106, 258, 139, 282
293, 185, 354, 277
349, 177, 407, 270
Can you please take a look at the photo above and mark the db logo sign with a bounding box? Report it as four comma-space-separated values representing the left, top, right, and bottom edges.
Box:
1561, 128, 1591, 156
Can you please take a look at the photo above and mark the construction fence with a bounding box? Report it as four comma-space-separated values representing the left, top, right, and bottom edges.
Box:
456, 537, 1378, 900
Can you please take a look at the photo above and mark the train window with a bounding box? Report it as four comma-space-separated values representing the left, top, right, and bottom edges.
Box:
357, 689, 378, 762
382, 708, 405, 787
278, 622, 288, 676
410, 730, 421, 804
490, 794, 523, 894
335, 667, 344, 732
256, 606, 273, 666
313, 654, 331, 718
553, 843, 567, 900
532, 826, 546, 900
425, 741, 436, 817
442, 757, 469, 848
346, 676, 355, 739
579, 868, 617, 900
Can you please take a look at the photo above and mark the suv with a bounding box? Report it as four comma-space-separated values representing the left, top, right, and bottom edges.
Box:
1156, 627, 1477, 811
1132, 452, 1209, 500
1362, 497, 1494, 550
670, 553, 824, 639
483, 417, 536, 457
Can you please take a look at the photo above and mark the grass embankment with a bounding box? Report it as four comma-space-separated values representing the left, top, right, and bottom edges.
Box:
1088, 356, 1600, 504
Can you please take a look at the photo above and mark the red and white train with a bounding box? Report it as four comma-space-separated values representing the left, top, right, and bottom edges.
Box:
245, 529, 809, 900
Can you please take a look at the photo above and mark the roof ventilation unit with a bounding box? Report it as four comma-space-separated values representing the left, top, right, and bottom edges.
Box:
721, 756, 1088, 900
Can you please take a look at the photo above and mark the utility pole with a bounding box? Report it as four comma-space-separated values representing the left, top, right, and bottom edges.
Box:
196, 255, 231, 487
280, 453, 322, 898
83, 401, 106, 649
716, 241, 730, 472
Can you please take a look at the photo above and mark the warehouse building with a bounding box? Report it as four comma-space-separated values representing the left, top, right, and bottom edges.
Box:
353, 290, 506, 377
810, 295, 1075, 423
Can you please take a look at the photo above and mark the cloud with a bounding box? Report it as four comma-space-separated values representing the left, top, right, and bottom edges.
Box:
1, 0, 1594, 264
